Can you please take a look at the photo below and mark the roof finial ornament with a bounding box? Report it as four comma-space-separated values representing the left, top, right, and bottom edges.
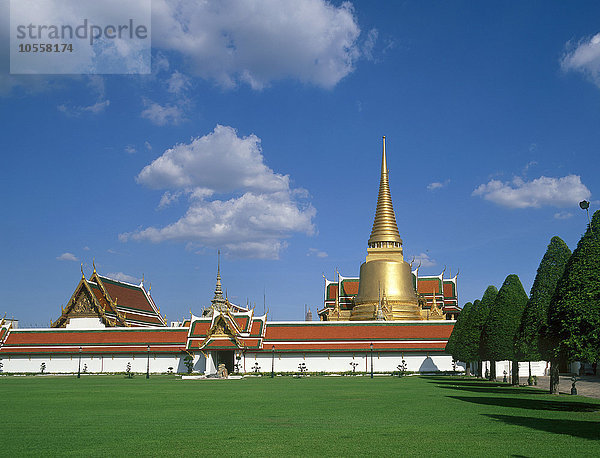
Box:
92, 258, 96, 273
211, 249, 227, 311
81, 263, 85, 279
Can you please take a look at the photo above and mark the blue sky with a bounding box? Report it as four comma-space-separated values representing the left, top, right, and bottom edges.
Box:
1, 1, 599, 326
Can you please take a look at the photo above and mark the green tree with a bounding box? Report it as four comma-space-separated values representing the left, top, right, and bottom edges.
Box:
515, 236, 571, 385
480, 275, 528, 383
547, 210, 600, 393
473, 286, 498, 378
183, 353, 194, 374
445, 301, 474, 374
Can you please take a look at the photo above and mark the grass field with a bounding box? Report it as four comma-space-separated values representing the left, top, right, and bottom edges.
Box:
1, 374, 599, 456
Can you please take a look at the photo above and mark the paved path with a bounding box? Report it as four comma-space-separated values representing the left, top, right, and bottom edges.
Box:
518, 375, 600, 399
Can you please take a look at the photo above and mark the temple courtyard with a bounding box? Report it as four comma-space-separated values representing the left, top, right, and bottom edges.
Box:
1, 375, 598, 456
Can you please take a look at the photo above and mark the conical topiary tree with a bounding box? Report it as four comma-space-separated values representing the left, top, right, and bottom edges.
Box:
480, 275, 528, 383
547, 210, 600, 394
515, 236, 571, 385
474, 286, 498, 378
445, 301, 474, 374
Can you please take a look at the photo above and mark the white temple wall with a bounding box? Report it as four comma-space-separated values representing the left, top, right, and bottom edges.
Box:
8, 352, 557, 375
238, 352, 460, 374
479, 360, 549, 378
0, 354, 184, 374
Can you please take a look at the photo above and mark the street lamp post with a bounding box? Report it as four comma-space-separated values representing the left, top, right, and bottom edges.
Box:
77, 346, 82, 378
580, 200, 594, 234
146, 345, 150, 379
271, 345, 275, 378
370, 342, 374, 379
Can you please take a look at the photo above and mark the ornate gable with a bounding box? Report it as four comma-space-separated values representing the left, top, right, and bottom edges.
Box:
52, 277, 124, 328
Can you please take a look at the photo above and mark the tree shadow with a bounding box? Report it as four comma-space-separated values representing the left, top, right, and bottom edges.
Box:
448, 395, 600, 412
437, 384, 544, 396
485, 414, 600, 440
418, 357, 439, 372
426, 377, 508, 387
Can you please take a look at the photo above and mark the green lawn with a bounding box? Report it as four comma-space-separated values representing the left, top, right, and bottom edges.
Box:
1, 375, 599, 456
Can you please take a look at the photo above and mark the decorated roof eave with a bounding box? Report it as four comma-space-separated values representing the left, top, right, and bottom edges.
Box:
137, 278, 168, 326
88, 272, 130, 326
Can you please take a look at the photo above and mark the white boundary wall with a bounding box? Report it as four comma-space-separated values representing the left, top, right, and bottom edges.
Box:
479, 360, 549, 378
242, 351, 460, 374
0, 352, 462, 374
1, 352, 555, 376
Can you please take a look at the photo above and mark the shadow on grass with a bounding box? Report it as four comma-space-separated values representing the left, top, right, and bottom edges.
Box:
424, 377, 544, 395
448, 395, 600, 412
425, 376, 508, 388
486, 414, 600, 440
437, 384, 544, 396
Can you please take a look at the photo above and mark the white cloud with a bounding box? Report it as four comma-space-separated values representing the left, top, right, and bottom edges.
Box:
56, 252, 78, 262
554, 211, 573, 220
136, 125, 289, 193
167, 71, 191, 95
106, 272, 141, 284
144, 141, 152, 151
307, 248, 328, 258
473, 175, 591, 209
410, 252, 436, 268
561, 33, 600, 88
158, 191, 183, 209
57, 77, 110, 116
57, 100, 110, 116
427, 179, 450, 191
120, 125, 316, 259
125, 145, 137, 154
140, 99, 185, 125
151, 0, 361, 89
362, 28, 378, 62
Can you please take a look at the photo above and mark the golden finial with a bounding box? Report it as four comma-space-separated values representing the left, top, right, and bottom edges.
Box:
92, 258, 96, 273
142, 273, 145, 284
368, 136, 402, 246
81, 263, 85, 278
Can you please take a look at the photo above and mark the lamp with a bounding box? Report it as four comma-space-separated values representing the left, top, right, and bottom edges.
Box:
370, 342, 374, 379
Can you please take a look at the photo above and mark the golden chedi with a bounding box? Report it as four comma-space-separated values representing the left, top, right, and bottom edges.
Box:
351, 137, 422, 320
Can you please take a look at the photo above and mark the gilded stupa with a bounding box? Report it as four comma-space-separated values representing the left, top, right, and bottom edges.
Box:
351, 137, 422, 320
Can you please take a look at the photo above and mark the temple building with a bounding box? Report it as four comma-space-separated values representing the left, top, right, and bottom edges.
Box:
319, 137, 460, 321
51, 265, 167, 328
0, 137, 464, 376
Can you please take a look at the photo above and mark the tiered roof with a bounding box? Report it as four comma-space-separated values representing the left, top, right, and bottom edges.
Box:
52, 269, 167, 328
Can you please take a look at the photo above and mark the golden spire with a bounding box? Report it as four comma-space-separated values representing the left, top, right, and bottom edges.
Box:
368, 136, 402, 246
